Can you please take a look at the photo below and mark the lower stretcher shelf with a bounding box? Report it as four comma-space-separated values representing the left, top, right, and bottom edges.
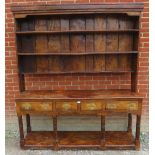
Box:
23, 131, 135, 150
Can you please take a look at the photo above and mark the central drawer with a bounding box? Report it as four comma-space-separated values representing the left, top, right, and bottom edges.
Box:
55, 101, 78, 112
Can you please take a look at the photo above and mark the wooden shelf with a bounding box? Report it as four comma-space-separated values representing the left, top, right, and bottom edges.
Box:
59, 131, 100, 148
18, 51, 138, 56
24, 131, 55, 149
21, 71, 134, 75
16, 29, 139, 35
105, 131, 135, 150
23, 131, 135, 150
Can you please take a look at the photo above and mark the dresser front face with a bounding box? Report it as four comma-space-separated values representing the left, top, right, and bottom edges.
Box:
16, 99, 142, 116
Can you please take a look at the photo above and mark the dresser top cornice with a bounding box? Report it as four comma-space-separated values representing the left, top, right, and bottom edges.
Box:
11, 3, 144, 19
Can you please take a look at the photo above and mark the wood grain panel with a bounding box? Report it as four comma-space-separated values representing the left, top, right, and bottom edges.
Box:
95, 15, 106, 52
59, 131, 100, 146
37, 56, 49, 72
61, 34, 69, 53
48, 35, 61, 53
21, 36, 35, 53
86, 18, 94, 30
70, 35, 85, 53
70, 18, 85, 53
48, 18, 60, 31
118, 16, 133, 71
35, 19, 48, 53
95, 34, 106, 52
119, 16, 133, 52
64, 56, 85, 72
106, 34, 118, 52
20, 19, 34, 31
35, 19, 47, 31
106, 55, 118, 71
95, 15, 106, 30
70, 18, 85, 30
36, 35, 47, 53
118, 54, 131, 71
24, 132, 55, 147
86, 34, 94, 52
61, 18, 69, 30
94, 55, 105, 72
106, 15, 119, 30
86, 18, 94, 52
20, 56, 36, 73
119, 15, 134, 29
61, 18, 70, 53
106, 16, 119, 52
48, 56, 63, 72
85, 55, 94, 72
119, 34, 133, 51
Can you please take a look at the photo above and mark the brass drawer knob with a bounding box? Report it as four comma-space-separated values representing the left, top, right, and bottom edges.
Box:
87, 103, 97, 110
63, 103, 71, 110
41, 104, 50, 111
106, 103, 116, 109
128, 102, 138, 110
21, 103, 32, 110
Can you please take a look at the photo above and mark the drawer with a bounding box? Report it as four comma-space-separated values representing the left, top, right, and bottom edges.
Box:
16, 102, 53, 115
106, 100, 139, 111
55, 101, 78, 112
81, 101, 104, 111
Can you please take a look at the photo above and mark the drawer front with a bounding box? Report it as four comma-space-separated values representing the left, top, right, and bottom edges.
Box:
16, 102, 53, 115
55, 101, 78, 112
81, 101, 104, 111
106, 100, 139, 111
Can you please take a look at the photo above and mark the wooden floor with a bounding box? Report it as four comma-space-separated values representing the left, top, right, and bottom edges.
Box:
23, 131, 135, 150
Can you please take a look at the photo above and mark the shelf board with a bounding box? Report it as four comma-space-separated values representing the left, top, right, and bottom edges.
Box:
59, 131, 100, 147
24, 131, 55, 149
21, 71, 134, 75
23, 131, 135, 150
16, 29, 139, 34
18, 51, 138, 56
105, 131, 135, 149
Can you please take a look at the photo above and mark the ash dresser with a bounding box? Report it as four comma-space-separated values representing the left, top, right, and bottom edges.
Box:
11, 3, 143, 150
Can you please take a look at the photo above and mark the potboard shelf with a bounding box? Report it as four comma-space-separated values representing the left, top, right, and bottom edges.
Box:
22, 131, 135, 150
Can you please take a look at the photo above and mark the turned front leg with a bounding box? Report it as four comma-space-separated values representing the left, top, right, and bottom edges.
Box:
127, 113, 132, 133
26, 114, 31, 133
101, 115, 105, 149
18, 115, 24, 148
53, 117, 58, 150
135, 115, 141, 150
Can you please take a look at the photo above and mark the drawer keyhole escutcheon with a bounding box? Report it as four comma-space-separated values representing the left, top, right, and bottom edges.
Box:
22, 103, 32, 110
